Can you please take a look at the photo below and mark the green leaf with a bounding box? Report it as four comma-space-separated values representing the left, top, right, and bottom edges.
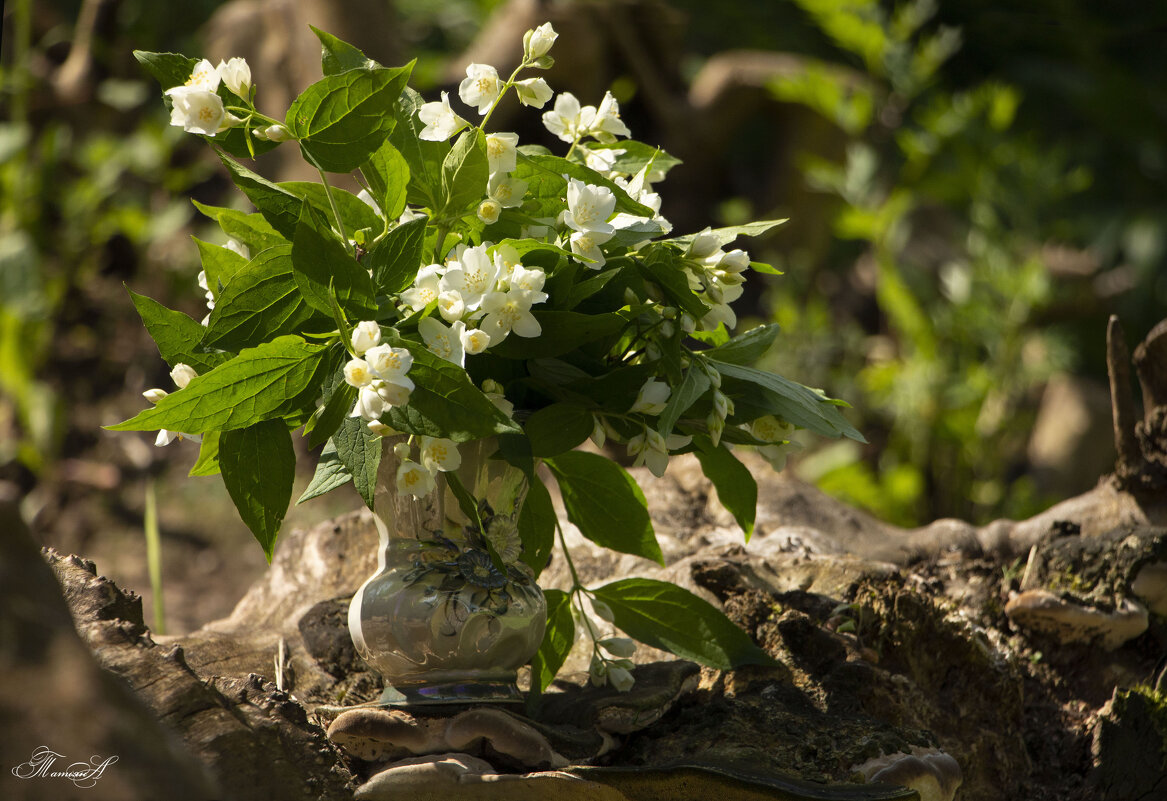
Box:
106, 336, 331, 434
188, 431, 221, 477
298, 441, 352, 504
592, 578, 777, 669
532, 589, 574, 692
333, 413, 381, 509
712, 360, 865, 442
639, 257, 708, 320
515, 153, 655, 218
704, 324, 781, 365
524, 403, 594, 458
362, 140, 410, 222
694, 440, 756, 539
518, 475, 555, 575
287, 62, 414, 173
291, 204, 377, 319
657, 365, 712, 438
220, 419, 296, 561
667, 219, 788, 250
220, 154, 303, 239
489, 310, 635, 359
369, 216, 427, 294
280, 181, 382, 234
440, 129, 489, 215
128, 290, 229, 374
305, 377, 357, 449
194, 237, 248, 292
133, 50, 198, 90
381, 338, 521, 442
201, 245, 322, 351
389, 88, 448, 209
193, 201, 286, 253
545, 451, 662, 565
312, 26, 377, 75
608, 218, 667, 249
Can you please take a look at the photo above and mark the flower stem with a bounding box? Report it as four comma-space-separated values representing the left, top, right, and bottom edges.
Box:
302, 151, 351, 254
480, 61, 528, 131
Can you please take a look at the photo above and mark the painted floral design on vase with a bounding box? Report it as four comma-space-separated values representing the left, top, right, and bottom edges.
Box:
348, 437, 546, 705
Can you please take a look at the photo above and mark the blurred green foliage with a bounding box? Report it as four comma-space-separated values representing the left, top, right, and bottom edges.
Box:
761, 0, 1093, 525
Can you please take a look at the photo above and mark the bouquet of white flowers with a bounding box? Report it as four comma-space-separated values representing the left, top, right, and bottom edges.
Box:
113, 25, 863, 692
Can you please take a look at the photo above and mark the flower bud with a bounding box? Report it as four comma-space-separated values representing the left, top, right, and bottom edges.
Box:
707, 412, 725, 447
351, 320, 381, 355
590, 416, 607, 449
170, 363, 198, 389
719, 248, 750, 273
599, 637, 636, 658
608, 665, 635, 692
393, 442, 412, 460
686, 227, 721, 259
712, 390, 731, 420
217, 57, 251, 98
143, 388, 168, 404
661, 306, 677, 320
591, 599, 615, 622
659, 320, 675, 339
680, 313, 697, 334
524, 22, 558, 60
262, 123, 292, 142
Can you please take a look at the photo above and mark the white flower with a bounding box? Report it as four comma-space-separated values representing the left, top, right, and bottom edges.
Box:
492, 243, 522, 280
569, 230, 613, 268
481, 289, 542, 343
507, 265, 549, 304
542, 92, 592, 143
352, 384, 386, 421
418, 317, 466, 366
375, 380, 412, 407
702, 301, 737, 331
583, 146, 623, 175
419, 436, 461, 473
626, 428, 688, 477
461, 327, 491, 355
401, 264, 445, 310
184, 59, 220, 91
458, 63, 502, 115
364, 344, 415, 391
216, 57, 251, 97
477, 199, 502, 225
524, 22, 558, 59
397, 459, 436, 498
164, 87, 229, 136
351, 320, 381, 355
418, 92, 467, 141
588, 91, 632, 143
170, 363, 198, 389
344, 358, 374, 388
630, 379, 671, 415
564, 179, 616, 234
514, 77, 553, 108
487, 172, 528, 209
440, 245, 499, 310
485, 132, 519, 173
437, 290, 466, 322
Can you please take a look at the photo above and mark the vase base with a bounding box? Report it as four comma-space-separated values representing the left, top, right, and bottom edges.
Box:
378, 679, 523, 706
